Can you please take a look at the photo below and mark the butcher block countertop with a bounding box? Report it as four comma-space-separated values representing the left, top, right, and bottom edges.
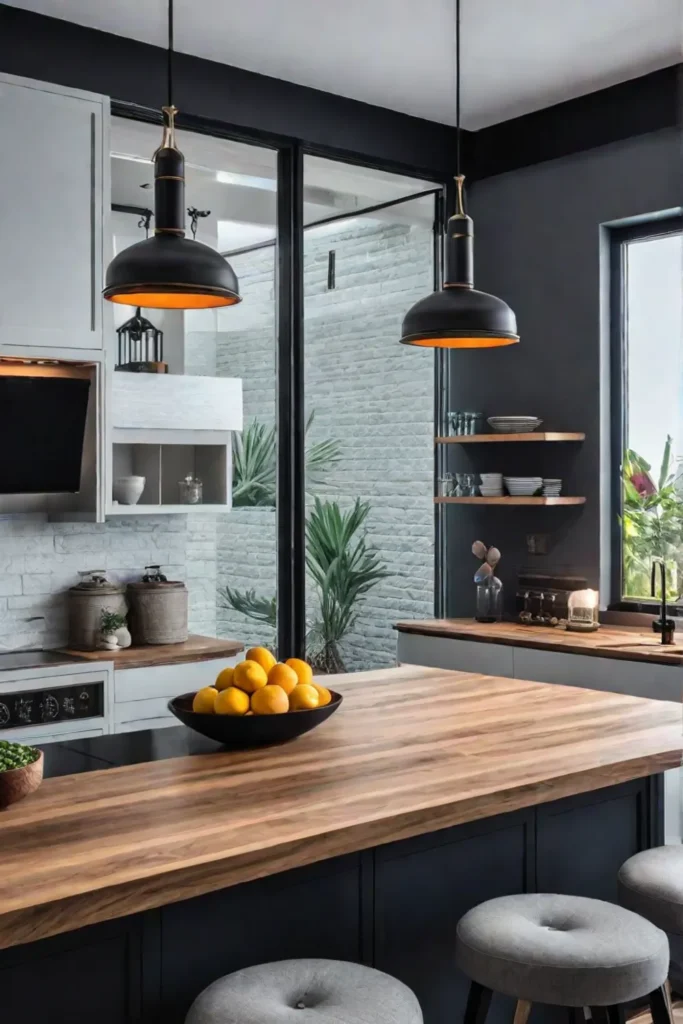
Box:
1, 665, 681, 950
395, 618, 683, 667
61, 634, 244, 669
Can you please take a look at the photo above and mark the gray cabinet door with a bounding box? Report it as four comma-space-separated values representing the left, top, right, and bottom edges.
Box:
0, 74, 107, 352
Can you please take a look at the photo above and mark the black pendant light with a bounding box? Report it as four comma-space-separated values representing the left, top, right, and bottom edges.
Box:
400, 0, 518, 349
103, 0, 241, 309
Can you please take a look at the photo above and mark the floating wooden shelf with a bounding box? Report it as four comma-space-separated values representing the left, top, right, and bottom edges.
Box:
434, 496, 586, 506
435, 432, 585, 444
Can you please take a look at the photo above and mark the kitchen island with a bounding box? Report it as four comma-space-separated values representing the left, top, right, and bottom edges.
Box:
1, 665, 681, 1024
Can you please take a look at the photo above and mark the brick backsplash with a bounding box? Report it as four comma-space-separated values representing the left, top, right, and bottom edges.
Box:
0, 516, 188, 651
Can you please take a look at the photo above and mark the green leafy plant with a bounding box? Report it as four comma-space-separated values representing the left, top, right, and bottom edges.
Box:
221, 498, 389, 673
622, 435, 683, 600
100, 610, 127, 636
223, 586, 277, 627
232, 411, 342, 507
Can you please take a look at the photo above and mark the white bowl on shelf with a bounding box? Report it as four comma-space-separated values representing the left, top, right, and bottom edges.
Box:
488, 416, 542, 434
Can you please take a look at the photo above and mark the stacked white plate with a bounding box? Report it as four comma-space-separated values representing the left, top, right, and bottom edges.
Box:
504, 476, 543, 496
480, 473, 503, 497
543, 478, 562, 497
488, 416, 543, 434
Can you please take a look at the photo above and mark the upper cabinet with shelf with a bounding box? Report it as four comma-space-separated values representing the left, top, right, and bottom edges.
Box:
0, 73, 108, 359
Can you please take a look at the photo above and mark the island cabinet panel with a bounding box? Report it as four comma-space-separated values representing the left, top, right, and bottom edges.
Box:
373, 811, 530, 1024
158, 854, 363, 1024
0, 916, 144, 1023
536, 780, 652, 901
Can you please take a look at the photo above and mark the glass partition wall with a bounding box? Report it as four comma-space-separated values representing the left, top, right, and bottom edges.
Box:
303, 157, 438, 672
111, 112, 442, 664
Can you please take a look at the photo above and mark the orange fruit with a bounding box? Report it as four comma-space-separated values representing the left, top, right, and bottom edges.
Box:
192, 686, 218, 714
268, 662, 299, 695
285, 657, 313, 686
246, 646, 277, 674
215, 686, 250, 716
312, 682, 332, 707
289, 683, 320, 710
233, 660, 269, 694
214, 666, 235, 691
251, 684, 289, 715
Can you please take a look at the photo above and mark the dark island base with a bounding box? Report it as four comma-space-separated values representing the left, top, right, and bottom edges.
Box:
1, 776, 663, 1024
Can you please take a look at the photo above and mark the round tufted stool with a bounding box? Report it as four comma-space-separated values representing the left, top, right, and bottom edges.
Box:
456, 894, 672, 1024
619, 846, 683, 936
185, 958, 423, 1024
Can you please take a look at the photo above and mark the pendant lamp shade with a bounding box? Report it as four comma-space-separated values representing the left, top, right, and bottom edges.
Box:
104, 0, 241, 310
104, 107, 240, 310
400, 0, 519, 350
104, 234, 240, 310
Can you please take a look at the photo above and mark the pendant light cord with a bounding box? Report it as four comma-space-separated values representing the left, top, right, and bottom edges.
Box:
167, 0, 174, 109
455, 0, 461, 179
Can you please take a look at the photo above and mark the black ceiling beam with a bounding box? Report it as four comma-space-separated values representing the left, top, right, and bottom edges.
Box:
472, 64, 681, 180
0, 3, 460, 181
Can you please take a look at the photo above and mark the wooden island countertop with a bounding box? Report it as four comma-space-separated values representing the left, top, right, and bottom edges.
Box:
1, 665, 681, 950
395, 618, 683, 667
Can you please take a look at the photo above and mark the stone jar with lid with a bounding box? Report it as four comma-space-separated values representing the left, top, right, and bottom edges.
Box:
68, 570, 128, 650
127, 568, 188, 645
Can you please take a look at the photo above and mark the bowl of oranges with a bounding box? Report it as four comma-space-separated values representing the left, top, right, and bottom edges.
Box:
168, 647, 342, 747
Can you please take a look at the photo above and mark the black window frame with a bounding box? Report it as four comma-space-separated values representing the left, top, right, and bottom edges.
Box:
609, 212, 683, 612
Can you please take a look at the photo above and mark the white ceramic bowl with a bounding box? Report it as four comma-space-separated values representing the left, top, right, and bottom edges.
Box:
480, 474, 503, 482
488, 416, 542, 434
113, 475, 146, 505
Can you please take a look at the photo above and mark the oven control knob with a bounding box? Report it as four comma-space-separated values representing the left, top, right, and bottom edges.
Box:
41, 694, 60, 721
0, 702, 9, 727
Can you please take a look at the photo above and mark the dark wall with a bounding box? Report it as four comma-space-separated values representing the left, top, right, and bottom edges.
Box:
446, 128, 680, 615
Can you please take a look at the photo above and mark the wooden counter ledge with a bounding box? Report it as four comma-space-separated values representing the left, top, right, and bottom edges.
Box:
60, 633, 244, 669
395, 618, 683, 667
0, 665, 681, 950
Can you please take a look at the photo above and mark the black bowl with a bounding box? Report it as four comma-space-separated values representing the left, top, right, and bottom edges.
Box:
168, 690, 343, 748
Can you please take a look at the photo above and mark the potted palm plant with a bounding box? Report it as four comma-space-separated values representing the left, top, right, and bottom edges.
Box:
223, 497, 389, 672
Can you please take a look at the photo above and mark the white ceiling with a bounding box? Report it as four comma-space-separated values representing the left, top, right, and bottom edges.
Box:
11, 0, 680, 128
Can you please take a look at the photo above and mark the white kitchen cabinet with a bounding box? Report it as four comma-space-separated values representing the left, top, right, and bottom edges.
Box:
112, 655, 241, 733
0, 73, 108, 356
397, 631, 515, 678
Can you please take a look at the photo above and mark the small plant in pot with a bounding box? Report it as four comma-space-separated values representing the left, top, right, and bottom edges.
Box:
99, 610, 130, 651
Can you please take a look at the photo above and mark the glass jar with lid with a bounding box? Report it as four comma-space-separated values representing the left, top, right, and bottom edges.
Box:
179, 474, 203, 505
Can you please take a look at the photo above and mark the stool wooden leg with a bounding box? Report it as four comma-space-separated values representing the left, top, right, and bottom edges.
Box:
513, 1000, 532, 1024
463, 981, 493, 1024
603, 1008, 626, 1024
649, 986, 674, 1024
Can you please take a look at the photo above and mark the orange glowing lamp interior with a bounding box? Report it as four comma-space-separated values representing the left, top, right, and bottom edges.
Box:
107, 292, 240, 309
408, 336, 519, 348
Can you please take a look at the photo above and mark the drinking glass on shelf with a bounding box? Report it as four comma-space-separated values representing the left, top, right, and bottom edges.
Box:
454, 473, 466, 497
464, 473, 478, 496
437, 473, 454, 497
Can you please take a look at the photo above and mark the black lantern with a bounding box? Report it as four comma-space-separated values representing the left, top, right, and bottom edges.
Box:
116, 308, 167, 373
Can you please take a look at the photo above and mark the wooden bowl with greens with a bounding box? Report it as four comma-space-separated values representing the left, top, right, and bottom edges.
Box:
0, 741, 43, 809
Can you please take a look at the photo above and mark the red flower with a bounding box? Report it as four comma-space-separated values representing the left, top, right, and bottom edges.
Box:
630, 472, 656, 497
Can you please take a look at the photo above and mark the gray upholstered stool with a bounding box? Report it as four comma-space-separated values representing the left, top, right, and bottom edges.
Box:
185, 958, 423, 1024
456, 894, 671, 1024
619, 847, 683, 936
